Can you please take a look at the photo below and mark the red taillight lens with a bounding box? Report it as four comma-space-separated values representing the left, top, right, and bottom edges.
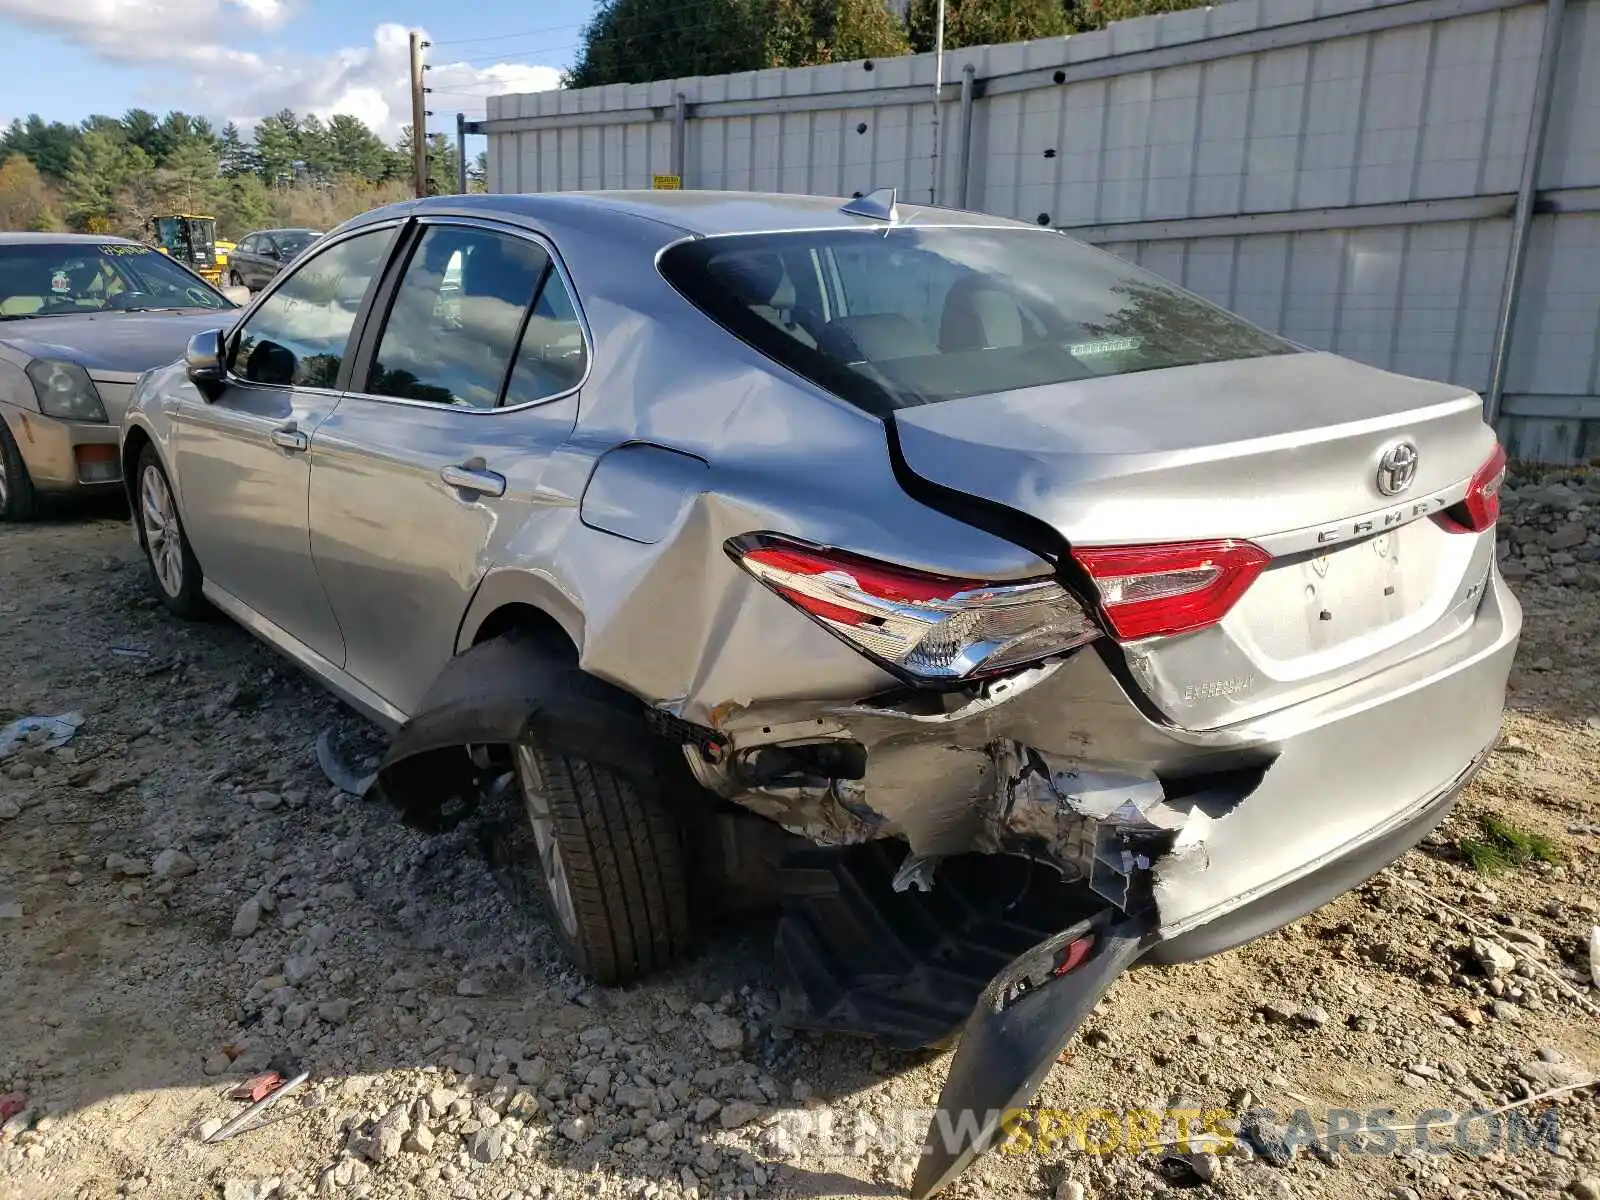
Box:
1435, 443, 1507, 534
731, 537, 1100, 681
1071, 539, 1272, 641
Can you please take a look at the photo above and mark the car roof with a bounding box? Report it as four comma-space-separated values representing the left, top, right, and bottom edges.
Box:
398, 190, 1037, 238
0, 232, 143, 246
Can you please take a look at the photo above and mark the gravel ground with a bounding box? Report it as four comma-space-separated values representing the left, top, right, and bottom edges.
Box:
1, 478, 1597, 1200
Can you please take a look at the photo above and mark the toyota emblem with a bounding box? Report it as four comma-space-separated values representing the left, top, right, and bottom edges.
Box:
1376, 441, 1419, 496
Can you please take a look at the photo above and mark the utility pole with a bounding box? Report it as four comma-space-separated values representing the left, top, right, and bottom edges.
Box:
456, 111, 468, 195
930, 0, 946, 204
409, 30, 429, 199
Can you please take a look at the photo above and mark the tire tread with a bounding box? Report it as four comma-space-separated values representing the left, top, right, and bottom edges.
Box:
521, 743, 690, 984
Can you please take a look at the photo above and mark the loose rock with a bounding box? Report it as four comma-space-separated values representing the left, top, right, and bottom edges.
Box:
719, 1100, 761, 1130
1471, 937, 1517, 978
230, 899, 262, 938
151, 849, 196, 879
702, 1014, 745, 1051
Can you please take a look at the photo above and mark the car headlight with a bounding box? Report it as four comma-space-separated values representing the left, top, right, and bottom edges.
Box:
26, 359, 107, 422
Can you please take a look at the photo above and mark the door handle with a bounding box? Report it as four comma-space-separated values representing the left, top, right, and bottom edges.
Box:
270, 426, 309, 453
441, 463, 507, 498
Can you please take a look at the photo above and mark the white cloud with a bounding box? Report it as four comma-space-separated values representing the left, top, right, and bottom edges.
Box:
0, 1, 562, 140
209, 24, 562, 139
0, 0, 282, 67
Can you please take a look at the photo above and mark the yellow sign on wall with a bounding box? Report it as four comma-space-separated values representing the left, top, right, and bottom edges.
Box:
652, 174, 682, 190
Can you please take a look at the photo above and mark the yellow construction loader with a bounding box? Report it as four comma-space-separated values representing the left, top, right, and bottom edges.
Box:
147, 214, 232, 286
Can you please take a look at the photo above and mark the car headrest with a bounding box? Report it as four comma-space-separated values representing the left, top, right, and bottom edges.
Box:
708, 253, 786, 307
461, 239, 538, 307
817, 313, 938, 363
938, 275, 1025, 351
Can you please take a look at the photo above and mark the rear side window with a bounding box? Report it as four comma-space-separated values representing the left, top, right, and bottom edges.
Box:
659, 227, 1294, 416
505, 270, 588, 402
367, 225, 550, 409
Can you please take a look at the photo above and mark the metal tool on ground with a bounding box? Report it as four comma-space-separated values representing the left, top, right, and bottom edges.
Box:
203, 1070, 310, 1144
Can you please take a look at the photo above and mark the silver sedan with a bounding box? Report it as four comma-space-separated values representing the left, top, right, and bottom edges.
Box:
121, 189, 1519, 1195
0, 232, 240, 520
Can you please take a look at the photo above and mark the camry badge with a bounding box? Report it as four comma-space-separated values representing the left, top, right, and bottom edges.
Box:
1376, 441, 1419, 497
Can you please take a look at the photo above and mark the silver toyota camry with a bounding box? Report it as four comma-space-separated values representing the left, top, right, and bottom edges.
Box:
121, 189, 1520, 1195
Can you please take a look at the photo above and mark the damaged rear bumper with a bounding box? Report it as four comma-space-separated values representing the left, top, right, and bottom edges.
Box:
901, 574, 1517, 1196
710, 568, 1520, 942
1151, 740, 1485, 962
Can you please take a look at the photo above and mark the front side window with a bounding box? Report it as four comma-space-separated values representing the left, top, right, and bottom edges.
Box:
232, 227, 393, 388
367, 225, 551, 409
0, 241, 232, 319
659, 227, 1295, 416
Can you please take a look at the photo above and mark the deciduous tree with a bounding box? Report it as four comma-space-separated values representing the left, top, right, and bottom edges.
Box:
907, 0, 1067, 51
0, 155, 62, 231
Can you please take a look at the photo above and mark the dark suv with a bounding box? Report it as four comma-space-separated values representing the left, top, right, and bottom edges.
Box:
226, 228, 322, 292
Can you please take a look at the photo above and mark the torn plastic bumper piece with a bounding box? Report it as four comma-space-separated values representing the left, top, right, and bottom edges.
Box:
910, 906, 1156, 1198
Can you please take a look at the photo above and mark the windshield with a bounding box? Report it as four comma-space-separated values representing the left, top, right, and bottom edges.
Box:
152, 218, 189, 256
0, 242, 233, 319
659, 227, 1295, 416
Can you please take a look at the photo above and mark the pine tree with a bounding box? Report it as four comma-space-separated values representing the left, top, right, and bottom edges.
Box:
159, 139, 223, 214
219, 123, 258, 178
325, 115, 390, 181
63, 130, 149, 232
253, 110, 303, 184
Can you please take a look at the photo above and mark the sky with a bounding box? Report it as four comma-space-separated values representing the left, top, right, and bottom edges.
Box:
0, 0, 588, 143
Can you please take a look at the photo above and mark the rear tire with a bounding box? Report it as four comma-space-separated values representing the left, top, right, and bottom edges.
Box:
0, 420, 38, 522
228, 270, 244, 289
135, 446, 207, 618
508, 740, 691, 984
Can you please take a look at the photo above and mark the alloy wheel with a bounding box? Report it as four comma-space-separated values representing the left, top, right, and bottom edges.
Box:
0, 448, 10, 511
140, 465, 184, 598
513, 744, 580, 940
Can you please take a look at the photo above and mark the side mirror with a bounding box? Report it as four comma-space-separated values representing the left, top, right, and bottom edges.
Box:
221, 285, 251, 306
185, 329, 227, 400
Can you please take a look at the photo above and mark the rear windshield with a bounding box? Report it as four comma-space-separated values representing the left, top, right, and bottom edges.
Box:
277, 231, 319, 254
659, 227, 1295, 416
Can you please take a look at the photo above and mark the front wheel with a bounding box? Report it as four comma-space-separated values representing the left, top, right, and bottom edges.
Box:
228, 270, 244, 289
508, 741, 691, 984
0, 420, 39, 522
136, 447, 207, 618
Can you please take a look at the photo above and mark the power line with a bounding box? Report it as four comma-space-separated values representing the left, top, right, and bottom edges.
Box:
430, 20, 589, 47
443, 43, 581, 67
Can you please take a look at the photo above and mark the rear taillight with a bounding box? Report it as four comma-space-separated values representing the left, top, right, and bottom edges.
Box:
1071, 539, 1271, 641
729, 536, 1099, 681
1435, 444, 1507, 534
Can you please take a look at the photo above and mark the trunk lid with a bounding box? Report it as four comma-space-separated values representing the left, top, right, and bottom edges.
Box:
890, 352, 1499, 730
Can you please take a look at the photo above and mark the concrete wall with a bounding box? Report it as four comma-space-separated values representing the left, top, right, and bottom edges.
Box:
477, 0, 1600, 463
